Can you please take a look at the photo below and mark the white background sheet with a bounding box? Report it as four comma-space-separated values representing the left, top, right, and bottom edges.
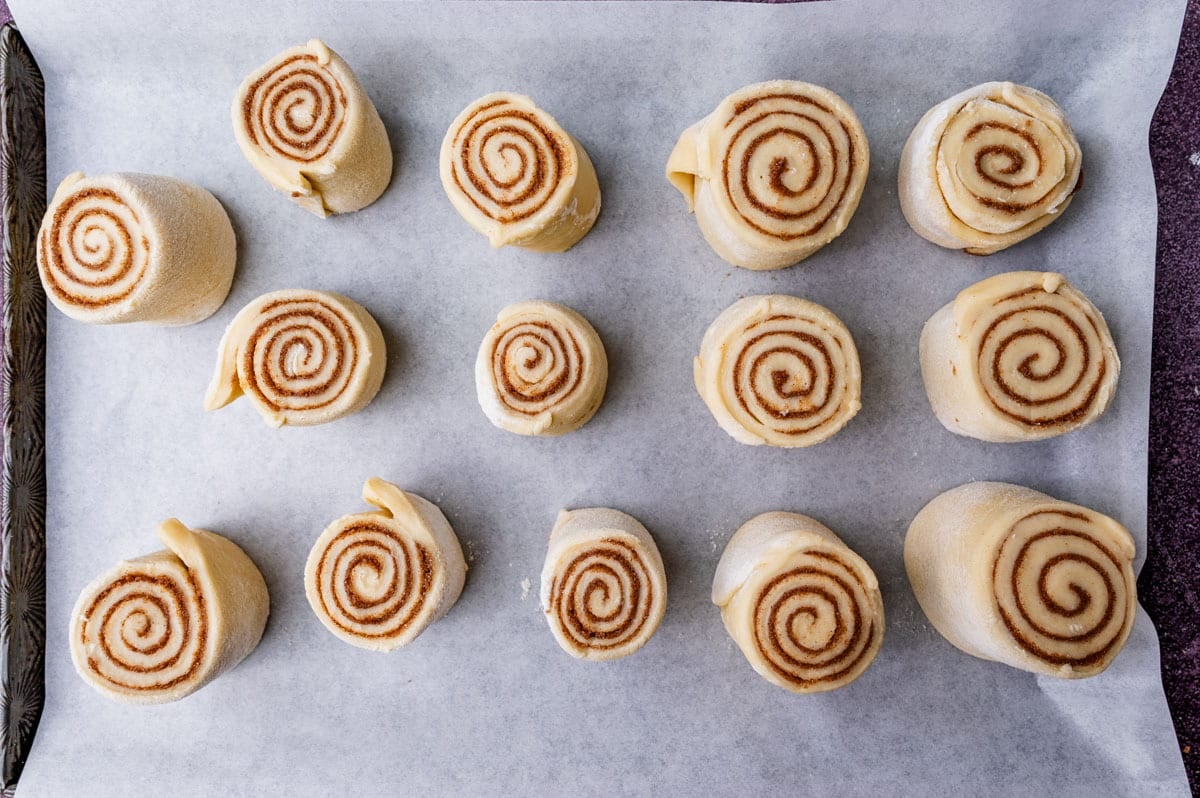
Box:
10, 0, 1189, 794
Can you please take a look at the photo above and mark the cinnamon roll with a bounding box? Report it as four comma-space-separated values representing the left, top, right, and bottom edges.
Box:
439, 92, 601, 252
305, 479, 467, 652
905, 482, 1136, 678
37, 172, 235, 325
694, 295, 861, 447
713, 512, 884, 693
899, 82, 1082, 254
475, 301, 608, 436
920, 271, 1119, 442
667, 80, 869, 270
233, 39, 392, 216
204, 289, 386, 427
541, 508, 667, 661
69, 519, 269, 704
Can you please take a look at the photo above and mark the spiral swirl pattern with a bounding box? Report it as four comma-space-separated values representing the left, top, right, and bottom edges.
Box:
446, 95, 569, 225
76, 564, 206, 696
750, 550, 880, 690
992, 509, 1134, 669
38, 185, 149, 309
972, 280, 1113, 431
718, 88, 866, 243
547, 538, 659, 657
311, 519, 435, 644
241, 53, 347, 164
696, 296, 861, 447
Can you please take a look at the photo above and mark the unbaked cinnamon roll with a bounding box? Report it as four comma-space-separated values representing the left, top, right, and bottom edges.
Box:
905, 482, 1136, 678
667, 80, 870, 270
541, 508, 667, 661
233, 39, 392, 216
69, 519, 269, 704
475, 300, 608, 436
440, 92, 601, 252
37, 172, 236, 325
713, 512, 884, 693
204, 289, 386, 427
899, 82, 1082, 254
305, 479, 467, 652
920, 271, 1119, 442
694, 295, 861, 447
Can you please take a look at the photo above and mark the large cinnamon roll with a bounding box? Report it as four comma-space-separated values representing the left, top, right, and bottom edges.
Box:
694, 295, 861, 447
475, 301, 608, 436
69, 520, 269, 704
37, 172, 235, 325
439, 92, 601, 253
899, 82, 1082, 254
204, 289, 387, 427
667, 80, 869, 270
713, 512, 884, 693
920, 271, 1119, 442
541, 508, 667, 661
905, 482, 1136, 678
233, 39, 392, 216
305, 479, 467, 652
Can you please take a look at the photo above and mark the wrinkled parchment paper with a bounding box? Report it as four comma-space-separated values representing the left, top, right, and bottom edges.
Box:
10, 0, 1189, 794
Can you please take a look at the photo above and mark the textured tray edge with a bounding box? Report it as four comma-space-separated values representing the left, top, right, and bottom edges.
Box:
0, 21, 45, 797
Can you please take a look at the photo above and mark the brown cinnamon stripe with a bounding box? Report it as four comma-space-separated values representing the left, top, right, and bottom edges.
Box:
240, 298, 359, 413
731, 317, 841, 433
977, 301, 1107, 427
752, 553, 876, 687
82, 570, 208, 692
316, 520, 434, 640
40, 187, 148, 308
720, 94, 857, 241
550, 538, 652, 650
451, 101, 567, 224
242, 54, 347, 163
492, 321, 583, 414
992, 513, 1129, 668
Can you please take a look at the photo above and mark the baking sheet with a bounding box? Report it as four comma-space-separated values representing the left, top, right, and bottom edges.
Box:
10, 0, 1189, 794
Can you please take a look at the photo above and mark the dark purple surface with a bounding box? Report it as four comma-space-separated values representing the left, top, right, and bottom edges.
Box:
1, 0, 1196, 789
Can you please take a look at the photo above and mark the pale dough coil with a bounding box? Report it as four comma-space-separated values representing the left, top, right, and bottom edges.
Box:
541, 508, 667, 661
905, 481, 1136, 678
694, 295, 861, 447
440, 92, 601, 252
37, 172, 235, 325
233, 39, 392, 216
205, 289, 387, 427
712, 512, 884, 693
69, 519, 269, 704
919, 271, 1119, 442
475, 300, 608, 436
898, 82, 1082, 254
667, 80, 869, 270
305, 478, 467, 652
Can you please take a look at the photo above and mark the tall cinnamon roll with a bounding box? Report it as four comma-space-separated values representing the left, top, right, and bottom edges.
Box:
305, 479, 466, 652
905, 482, 1136, 678
694, 295, 861, 447
920, 271, 1119, 442
713, 512, 884, 693
204, 289, 386, 427
37, 172, 235, 325
69, 519, 269, 704
541, 508, 667, 661
899, 82, 1082, 254
439, 92, 601, 252
233, 39, 392, 216
475, 301, 608, 436
667, 80, 869, 270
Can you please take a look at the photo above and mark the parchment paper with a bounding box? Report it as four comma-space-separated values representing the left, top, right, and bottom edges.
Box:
9, 0, 1190, 794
